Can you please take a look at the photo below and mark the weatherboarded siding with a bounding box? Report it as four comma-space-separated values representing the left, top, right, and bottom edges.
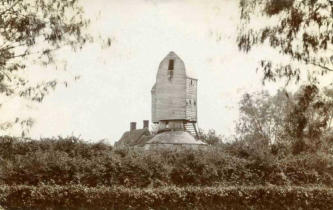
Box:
185, 78, 197, 122
151, 52, 198, 123
154, 52, 186, 121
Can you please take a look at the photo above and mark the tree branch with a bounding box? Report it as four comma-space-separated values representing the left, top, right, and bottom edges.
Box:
4, 45, 60, 61
0, 0, 21, 17
310, 61, 333, 72
0, 43, 25, 51
0, 68, 13, 82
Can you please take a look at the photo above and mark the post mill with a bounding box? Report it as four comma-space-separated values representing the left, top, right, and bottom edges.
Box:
145, 51, 205, 149
151, 51, 199, 137
115, 51, 206, 149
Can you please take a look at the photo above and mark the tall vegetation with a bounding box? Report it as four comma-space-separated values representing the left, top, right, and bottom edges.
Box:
0, 0, 93, 134
236, 85, 333, 157
236, 0, 332, 165
238, 0, 333, 83
198, 129, 224, 145
0, 136, 332, 188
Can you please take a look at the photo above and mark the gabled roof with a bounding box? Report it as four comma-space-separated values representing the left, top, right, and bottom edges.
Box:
162, 51, 197, 79
115, 128, 152, 147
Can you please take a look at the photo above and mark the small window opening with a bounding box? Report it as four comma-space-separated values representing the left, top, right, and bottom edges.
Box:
189, 100, 191, 105
168, 59, 174, 70
194, 100, 196, 106
190, 80, 193, 85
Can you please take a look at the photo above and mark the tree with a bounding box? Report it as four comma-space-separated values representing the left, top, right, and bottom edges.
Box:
236, 90, 292, 145
198, 129, 224, 145
238, 0, 333, 84
322, 86, 333, 130
284, 85, 333, 154
236, 86, 333, 155
0, 0, 92, 134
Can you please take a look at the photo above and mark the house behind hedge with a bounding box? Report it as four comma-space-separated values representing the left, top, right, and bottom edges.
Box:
114, 121, 152, 147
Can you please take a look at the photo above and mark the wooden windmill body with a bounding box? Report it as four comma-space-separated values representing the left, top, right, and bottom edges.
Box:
151, 51, 199, 138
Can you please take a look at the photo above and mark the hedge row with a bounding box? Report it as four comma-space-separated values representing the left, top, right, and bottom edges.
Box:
0, 137, 332, 187
0, 185, 332, 209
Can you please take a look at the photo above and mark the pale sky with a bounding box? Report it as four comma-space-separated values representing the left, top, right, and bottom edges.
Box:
3, 0, 317, 144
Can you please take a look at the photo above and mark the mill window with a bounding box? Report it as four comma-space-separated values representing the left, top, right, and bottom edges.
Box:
168, 59, 174, 70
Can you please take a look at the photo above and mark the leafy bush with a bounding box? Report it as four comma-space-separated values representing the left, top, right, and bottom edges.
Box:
0, 136, 332, 187
198, 129, 224, 145
0, 185, 332, 210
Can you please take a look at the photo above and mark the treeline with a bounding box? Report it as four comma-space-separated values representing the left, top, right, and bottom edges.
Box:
201, 85, 333, 155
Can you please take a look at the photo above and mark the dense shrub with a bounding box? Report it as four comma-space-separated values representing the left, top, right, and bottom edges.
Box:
0, 136, 332, 187
0, 136, 112, 160
0, 185, 332, 210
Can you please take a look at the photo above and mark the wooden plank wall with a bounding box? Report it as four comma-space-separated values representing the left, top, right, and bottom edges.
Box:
154, 52, 187, 121
185, 78, 197, 122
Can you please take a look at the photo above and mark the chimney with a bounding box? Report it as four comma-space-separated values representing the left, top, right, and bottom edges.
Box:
143, 120, 149, 129
130, 122, 136, 131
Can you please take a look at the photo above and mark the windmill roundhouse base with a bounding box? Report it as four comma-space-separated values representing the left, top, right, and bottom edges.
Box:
144, 130, 206, 150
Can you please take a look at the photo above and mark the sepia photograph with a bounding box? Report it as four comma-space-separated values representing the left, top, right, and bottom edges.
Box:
0, 0, 332, 209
